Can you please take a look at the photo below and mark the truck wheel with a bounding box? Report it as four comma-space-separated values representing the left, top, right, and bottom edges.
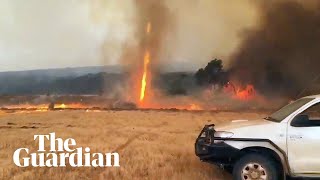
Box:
233, 153, 281, 180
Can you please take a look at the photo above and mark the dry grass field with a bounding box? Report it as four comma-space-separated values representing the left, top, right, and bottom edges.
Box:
0, 110, 267, 180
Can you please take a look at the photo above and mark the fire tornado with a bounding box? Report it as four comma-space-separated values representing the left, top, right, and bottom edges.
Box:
139, 22, 152, 102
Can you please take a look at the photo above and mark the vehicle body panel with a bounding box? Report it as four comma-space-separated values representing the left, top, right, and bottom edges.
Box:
195, 96, 320, 178
286, 98, 320, 174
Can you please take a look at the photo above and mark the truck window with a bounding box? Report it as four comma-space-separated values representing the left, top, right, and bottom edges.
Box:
269, 98, 314, 122
300, 102, 320, 121
291, 102, 320, 127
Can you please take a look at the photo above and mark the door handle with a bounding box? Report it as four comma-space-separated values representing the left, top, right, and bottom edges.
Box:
289, 135, 303, 139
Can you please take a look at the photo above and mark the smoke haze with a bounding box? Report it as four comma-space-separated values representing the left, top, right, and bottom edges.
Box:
0, 0, 257, 72
229, 0, 320, 97
94, 0, 258, 72
4, 0, 319, 109
90, 0, 258, 103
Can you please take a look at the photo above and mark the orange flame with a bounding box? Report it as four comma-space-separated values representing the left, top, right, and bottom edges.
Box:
235, 84, 256, 100
55, 104, 67, 109
140, 51, 150, 102
146, 22, 152, 34
224, 82, 256, 101
139, 22, 152, 102
189, 103, 202, 110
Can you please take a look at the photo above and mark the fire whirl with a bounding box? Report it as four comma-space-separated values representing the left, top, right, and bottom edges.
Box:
140, 51, 150, 102
139, 22, 152, 103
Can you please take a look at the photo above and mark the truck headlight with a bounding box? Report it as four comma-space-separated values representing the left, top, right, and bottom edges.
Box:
214, 131, 234, 143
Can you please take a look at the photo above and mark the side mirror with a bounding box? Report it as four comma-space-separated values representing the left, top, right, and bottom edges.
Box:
291, 114, 309, 127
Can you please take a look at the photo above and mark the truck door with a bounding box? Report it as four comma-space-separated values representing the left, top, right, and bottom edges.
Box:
288, 102, 320, 174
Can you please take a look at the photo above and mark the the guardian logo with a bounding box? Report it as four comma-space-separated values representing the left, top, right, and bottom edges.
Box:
13, 133, 120, 167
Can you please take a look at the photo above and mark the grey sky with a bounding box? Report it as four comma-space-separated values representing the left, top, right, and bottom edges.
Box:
0, 0, 257, 72
0, 0, 107, 71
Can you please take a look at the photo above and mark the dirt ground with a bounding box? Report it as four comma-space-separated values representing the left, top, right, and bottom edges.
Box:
0, 110, 267, 180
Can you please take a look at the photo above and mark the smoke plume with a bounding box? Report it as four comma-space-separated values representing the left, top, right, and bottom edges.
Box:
229, 1, 320, 98
92, 0, 257, 71
116, 0, 172, 102
92, 0, 257, 102
121, 0, 171, 68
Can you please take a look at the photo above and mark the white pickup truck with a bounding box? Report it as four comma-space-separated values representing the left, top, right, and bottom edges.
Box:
195, 95, 320, 180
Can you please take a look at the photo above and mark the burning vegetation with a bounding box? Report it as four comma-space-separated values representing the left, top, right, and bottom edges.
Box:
118, 0, 320, 110
118, 0, 172, 108
139, 22, 152, 103
229, 1, 320, 98
2, 1, 320, 112
111, 1, 263, 110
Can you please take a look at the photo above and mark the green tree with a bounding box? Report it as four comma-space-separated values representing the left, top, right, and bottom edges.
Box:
195, 59, 227, 87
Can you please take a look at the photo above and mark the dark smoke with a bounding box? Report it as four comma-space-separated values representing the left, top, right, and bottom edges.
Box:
116, 0, 173, 102
229, 1, 320, 98
120, 0, 172, 70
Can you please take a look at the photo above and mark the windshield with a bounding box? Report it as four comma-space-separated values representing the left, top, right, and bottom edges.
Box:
267, 98, 314, 122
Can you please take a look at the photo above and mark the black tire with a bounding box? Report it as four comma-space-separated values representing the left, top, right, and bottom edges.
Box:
232, 153, 282, 180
